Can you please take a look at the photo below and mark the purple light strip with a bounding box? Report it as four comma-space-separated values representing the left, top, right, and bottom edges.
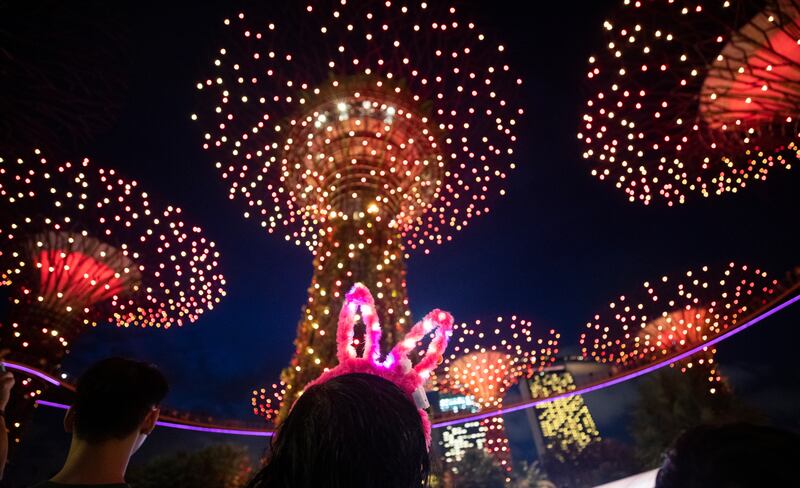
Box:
432, 292, 800, 429
24, 292, 800, 435
155, 421, 273, 437
35, 400, 273, 437
4, 361, 61, 386
34, 399, 69, 409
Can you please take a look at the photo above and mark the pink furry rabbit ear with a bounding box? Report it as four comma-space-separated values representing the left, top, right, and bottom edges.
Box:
304, 282, 454, 449
389, 308, 454, 378
336, 283, 383, 363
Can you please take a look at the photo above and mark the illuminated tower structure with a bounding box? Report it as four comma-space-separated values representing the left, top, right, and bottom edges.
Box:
521, 357, 605, 459
580, 0, 800, 205
580, 263, 782, 394
0, 151, 226, 442
433, 393, 488, 466
195, 1, 522, 417
437, 317, 560, 479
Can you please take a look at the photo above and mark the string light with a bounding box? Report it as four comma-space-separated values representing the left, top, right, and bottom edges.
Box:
580, 0, 800, 205
437, 317, 559, 478
580, 262, 780, 392
195, 2, 522, 418
0, 151, 227, 439
252, 283, 454, 448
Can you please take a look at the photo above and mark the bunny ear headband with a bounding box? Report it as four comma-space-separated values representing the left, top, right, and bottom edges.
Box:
302, 283, 454, 448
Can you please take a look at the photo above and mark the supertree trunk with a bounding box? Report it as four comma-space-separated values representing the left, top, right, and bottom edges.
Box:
2, 300, 83, 370
202, 2, 524, 425
482, 416, 512, 475
279, 218, 410, 418
1, 300, 82, 445
0, 153, 227, 449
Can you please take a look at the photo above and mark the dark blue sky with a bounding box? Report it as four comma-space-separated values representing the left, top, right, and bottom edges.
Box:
53, 0, 800, 440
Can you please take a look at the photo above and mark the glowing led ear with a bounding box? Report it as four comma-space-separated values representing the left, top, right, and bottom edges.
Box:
390, 309, 453, 378
336, 283, 383, 362
300, 282, 454, 450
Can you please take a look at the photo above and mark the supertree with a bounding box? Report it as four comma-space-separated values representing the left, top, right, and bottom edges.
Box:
579, 0, 800, 205
436, 316, 560, 479
0, 0, 130, 156
0, 150, 227, 443
579, 262, 781, 393
194, 1, 522, 416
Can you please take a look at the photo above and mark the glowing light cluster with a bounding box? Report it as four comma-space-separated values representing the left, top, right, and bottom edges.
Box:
0, 151, 227, 354
580, 0, 800, 205
197, 2, 523, 420
580, 262, 780, 392
251, 381, 286, 423
254, 283, 454, 434
13, 285, 800, 439
195, 1, 522, 253
437, 317, 560, 474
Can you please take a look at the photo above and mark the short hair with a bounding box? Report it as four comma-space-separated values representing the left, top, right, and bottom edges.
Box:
72, 357, 168, 443
656, 423, 800, 488
247, 373, 430, 488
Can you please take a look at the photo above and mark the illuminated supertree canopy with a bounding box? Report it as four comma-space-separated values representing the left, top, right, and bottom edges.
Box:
194, 1, 522, 416
580, 0, 800, 205
0, 151, 227, 440
437, 317, 560, 476
580, 262, 781, 393
0, 0, 129, 155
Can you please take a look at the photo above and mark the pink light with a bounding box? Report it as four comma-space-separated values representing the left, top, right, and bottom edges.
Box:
34, 249, 129, 306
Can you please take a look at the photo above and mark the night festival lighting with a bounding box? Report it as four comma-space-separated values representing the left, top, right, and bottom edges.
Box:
529, 370, 601, 457
194, 1, 523, 418
0, 151, 227, 442
10, 290, 800, 438
436, 393, 487, 466
299, 283, 454, 448
437, 317, 560, 478
0, 6, 797, 482
580, 0, 800, 205
579, 262, 783, 393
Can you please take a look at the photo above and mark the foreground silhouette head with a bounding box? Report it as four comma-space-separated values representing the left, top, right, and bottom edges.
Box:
250, 373, 430, 488
656, 423, 800, 488
69, 357, 168, 448
248, 284, 453, 488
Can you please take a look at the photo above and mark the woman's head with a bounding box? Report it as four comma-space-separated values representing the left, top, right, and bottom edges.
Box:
249, 373, 430, 488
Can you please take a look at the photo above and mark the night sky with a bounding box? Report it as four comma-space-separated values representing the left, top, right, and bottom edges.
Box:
8, 0, 800, 470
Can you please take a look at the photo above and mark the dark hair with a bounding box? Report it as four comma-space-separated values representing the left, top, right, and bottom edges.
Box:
656, 423, 800, 488
72, 357, 168, 443
247, 373, 430, 488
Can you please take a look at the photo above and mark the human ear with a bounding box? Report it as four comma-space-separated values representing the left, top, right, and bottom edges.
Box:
141, 407, 159, 435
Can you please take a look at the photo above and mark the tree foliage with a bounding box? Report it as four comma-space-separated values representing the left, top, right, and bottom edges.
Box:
513, 461, 556, 488
629, 365, 760, 467
447, 449, 506, 488
128, 444, 253, 488
542, 439, 641, 488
